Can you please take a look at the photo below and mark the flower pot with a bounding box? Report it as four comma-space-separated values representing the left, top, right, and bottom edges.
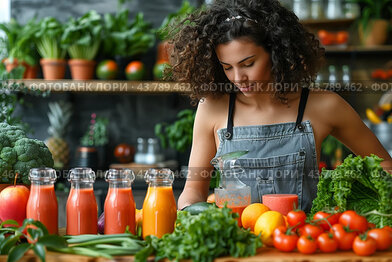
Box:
359, 19, 389, 46
156, 41, 172, 62
3, 58, 19, 73
74, 146, 98, 171
40, 58, 66, 80
68, 59, 96, 80
22, 63, 38, 79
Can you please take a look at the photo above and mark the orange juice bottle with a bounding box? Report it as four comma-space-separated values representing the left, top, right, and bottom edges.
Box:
66, 168, 97, 235
26, 168, 58, 234
142, 168, 177, 239
104, 168, 136, 234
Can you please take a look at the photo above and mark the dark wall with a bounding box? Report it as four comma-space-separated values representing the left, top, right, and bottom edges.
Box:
10, 0, 199, 169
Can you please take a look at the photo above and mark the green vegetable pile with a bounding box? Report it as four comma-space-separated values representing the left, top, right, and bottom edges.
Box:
0, 219, 145, 262
310, 154, 392, 228
0, 123, 53, 184
136, 206, 262, 262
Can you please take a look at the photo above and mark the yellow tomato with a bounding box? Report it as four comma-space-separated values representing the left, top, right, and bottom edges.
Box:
254, 211, 286, 246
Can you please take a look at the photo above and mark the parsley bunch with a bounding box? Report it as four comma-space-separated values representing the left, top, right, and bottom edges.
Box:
136, 206, 262, 262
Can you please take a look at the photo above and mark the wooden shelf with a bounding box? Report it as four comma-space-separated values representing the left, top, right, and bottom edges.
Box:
325, 45, 392, 54
7, 80, 192, 93
300, 18, 355, 27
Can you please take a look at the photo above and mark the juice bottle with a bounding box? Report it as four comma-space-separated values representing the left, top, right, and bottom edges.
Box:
26, 168, 58, 234
104, 168, 136, 234
142, 168, 177, 239
66, 168, 97, 235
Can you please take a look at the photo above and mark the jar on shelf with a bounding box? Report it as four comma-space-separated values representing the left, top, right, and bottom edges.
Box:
310, 0, 324, 19
326, 0, 343, 19
134, 137, 147, 164
293, 0, 310, 20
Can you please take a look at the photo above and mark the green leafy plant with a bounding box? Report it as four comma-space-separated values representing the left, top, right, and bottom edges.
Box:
157, 0, 196, 41
135, 206, 262, 262
80, 113, 109, 147
61, 10, 103, 60
349, 0, 392, 33
34, 17, 66, 59
310, 154, 392, 228
102, 10, 155, 57
0, 219, 67, 262
155, 109, 195, 153
0, 18, 39, 66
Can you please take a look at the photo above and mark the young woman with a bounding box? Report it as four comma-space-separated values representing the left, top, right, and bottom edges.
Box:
169, 0, 392, 212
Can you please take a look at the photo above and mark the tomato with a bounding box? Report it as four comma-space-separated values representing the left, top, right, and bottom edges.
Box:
297, 235, 317, 254
330, 224, 356, 251
96, 60, 118, 80
153, 60, 170, 80
313, 211, 339, 231
298, 224, 324, 239
335, 31, 348, 44
352, 235, 377, 256
114, 143, 135, 163
318, 30, 335, 46
287, 210, 306, 230
371, 69, 389, 80
318, 161, 327, 173
273, 226, 299, 252
317, 232, 338, 253
383, 226, 392, 233
125, 61, 145, 80
338, 210, 368, 233
368, 228, 392, 251
367, 223, 376, 229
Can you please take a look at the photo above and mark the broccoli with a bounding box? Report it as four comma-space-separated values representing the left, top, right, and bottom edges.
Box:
0, 123, 54, 184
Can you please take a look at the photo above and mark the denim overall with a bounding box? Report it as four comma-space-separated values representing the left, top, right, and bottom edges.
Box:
214, 88, 319, 212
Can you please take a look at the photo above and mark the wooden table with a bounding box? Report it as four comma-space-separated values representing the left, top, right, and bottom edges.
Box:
1, 247, 391, 262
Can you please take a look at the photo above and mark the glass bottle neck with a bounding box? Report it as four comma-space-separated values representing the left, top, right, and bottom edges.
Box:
148, 181, 173, 187
108, 181, 132, 189
30, 180, 55, 186
70, 181, 94, 189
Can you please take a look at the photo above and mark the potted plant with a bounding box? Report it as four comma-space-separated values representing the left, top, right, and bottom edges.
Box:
35, 17, 67, 80
102, 10, 155, 79
61, 10, 103, 80
155, 109, 195, 166
351, 0, 392, 46
154, 1, 196, 80
76, 113, 109, 170
0, 19, 39, 79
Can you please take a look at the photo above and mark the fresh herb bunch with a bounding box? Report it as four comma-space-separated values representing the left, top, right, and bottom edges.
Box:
61, 10, 103, 60
35, 17, 66, 59
155, 109, 195, 153
310, 154, 392, 228
80, 113, 109, 147
136, 206, 262, 262
157, 0, 196, 41
102, 10, 155, 57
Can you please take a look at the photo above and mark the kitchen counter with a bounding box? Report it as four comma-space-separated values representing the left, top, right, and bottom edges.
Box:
2, 247, 391, 262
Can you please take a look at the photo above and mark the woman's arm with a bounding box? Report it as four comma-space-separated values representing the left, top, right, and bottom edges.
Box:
177, 98, 219, 209
327, 93, 392, 171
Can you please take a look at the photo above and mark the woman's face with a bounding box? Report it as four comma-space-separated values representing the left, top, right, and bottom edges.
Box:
215, 37, 272, 95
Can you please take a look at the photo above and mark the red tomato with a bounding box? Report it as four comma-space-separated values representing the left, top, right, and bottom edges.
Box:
313, 211, 339, 231
297, 235, 317, 254
330, 223, 357, 251
125, 61, 145, 80
298, 224, 324, 239
287, 210, 306, 230
114, 143, 135, 163
371, 69, 389, 80
336, 31, 349, 44
352, 235, 377, 256
338, 210, 368, 233
317, 232, 338, 253
367, 223, 376, 229
368, 228, 392, 251
383, 226, 392, 233
318, 161, 327, 174
273, 226, 299, 252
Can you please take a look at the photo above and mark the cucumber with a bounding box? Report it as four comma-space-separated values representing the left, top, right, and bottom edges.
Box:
183, 202, 215, 215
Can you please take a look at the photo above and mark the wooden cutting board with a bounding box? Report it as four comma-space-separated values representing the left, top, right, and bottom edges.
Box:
1, 247, 391, 262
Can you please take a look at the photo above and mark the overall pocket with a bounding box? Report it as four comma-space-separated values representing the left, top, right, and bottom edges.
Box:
236, 150, 306, 203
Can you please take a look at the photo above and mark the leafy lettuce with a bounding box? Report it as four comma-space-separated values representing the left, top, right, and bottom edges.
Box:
310, 154, 392, 227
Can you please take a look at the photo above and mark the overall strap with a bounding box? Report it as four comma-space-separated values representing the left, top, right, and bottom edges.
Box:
225, 93, 236, 140
295, 87, 310, 131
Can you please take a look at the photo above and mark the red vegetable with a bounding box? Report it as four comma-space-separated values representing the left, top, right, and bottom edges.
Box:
338, 210, 368, 233
317, 232, 338, 253
98, 212, 105, 234
368, 228, 392, 251
353, 235, 377, 256
330, 223, 357, 251
297, 235, 317, 254
298, 223, 324, 239
287, 209, 306, 230
273, 226, 299, 252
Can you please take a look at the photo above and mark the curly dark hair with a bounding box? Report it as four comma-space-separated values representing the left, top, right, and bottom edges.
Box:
169, 0, 325, 103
